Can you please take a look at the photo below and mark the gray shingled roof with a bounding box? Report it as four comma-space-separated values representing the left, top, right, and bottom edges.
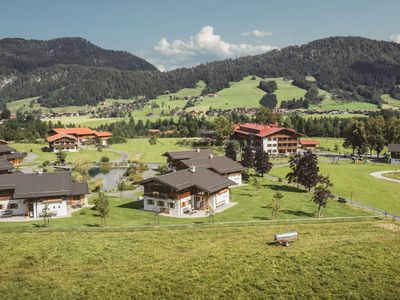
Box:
0, 145, 16, 154
140, 167, 235, 193
388, 144, 400, 152
0, 159, 14, 171
162, 149, 216, 160
0, 172, 88, 199
181, 156, 244, 174
71, 182, 89, 195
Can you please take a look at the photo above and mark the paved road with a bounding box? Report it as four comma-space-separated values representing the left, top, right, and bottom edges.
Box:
107, 148, 129, 163
370, 170, 400, 183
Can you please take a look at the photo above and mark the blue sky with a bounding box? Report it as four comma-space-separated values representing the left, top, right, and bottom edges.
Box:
1, 0, 399, 70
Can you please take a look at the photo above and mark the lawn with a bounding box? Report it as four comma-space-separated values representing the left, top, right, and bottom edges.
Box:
110, 138, 223, 163
270, 161, 400, 215
309, 101, 378, 111
0, 221, 398, 299
0, 174, 369, 231
43, 116, 124, 127
11, 142, 120, 166
382, 171, 400, 180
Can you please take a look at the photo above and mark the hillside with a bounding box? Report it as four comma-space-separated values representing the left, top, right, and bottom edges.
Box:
1, 36, 400, 108
0, 37, 156, 73
0, 222, 398, 298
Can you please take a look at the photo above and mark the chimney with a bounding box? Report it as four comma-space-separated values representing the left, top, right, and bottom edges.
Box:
208, 154, 214, 159
196, 148, 200, 153
189, 165, 196, 173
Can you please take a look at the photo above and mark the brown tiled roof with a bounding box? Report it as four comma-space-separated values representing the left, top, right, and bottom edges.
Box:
162, 149, 216, 160
181, 156, 244, 174
388, 144, 400, 152
0, 172, 88, 199
47, 133, 78, 142
0, 159, 14, 171
140, 167, 235, 193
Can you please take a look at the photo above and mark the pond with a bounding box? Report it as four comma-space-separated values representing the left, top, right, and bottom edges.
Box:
89, 167, 126, 191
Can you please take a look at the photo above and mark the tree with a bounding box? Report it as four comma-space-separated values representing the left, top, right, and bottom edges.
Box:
0, 108, 11, 120
366, 116, 386, 157
259, 80, 277, 93
94, 191, 110, 227
241, 145, 254, 169
304, 84, 320, 103
312, 176, 334, 218
343, 119, 368, 155
116, 176, 125, 198
271, 191, 284, 220
149, 135, 158, 145
260, 93, 277, 109
55, 151, 67, 165
287, 151, 320, 191
254, 149, 272, 176
250, 176, 261, 196
41, 203, 56, 227
100, 156, 110, 163
254, 107, 279, 124
225, 141, 237, 161
213, 116, 234, 145
74, 159, 91, 181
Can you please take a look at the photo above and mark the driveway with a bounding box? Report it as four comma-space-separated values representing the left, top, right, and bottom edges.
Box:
370, 170, 400, 183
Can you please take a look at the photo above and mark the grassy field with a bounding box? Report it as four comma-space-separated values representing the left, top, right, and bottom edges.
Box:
309, 101, 378, 111
270, 161, 400, 215
382, 171, 400, 180
382, 94, 400, 109
0, 221, 398, 299
0, 173, 369, 230
110, 138, 223, 163
12, 142, 120, 166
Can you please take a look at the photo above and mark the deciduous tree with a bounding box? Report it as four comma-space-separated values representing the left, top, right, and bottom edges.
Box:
254, 149, 272, 176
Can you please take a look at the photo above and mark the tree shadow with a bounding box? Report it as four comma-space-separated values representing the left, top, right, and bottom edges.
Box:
263, 184, 306, 193
117, 200, 144, 210
84, 223, 100, 227
32, 223, 44, 228
253, 216, 272, 220
280, 209, 314, 217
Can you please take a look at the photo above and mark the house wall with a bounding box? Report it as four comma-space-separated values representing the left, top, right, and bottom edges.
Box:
0, 199, 26, 215
210, 189, 230, 209
143, 196, 181, 216
33, 200, 68, 218
391, 158, 400, 164
262, 137, 278, 154
227, 173, 242, 185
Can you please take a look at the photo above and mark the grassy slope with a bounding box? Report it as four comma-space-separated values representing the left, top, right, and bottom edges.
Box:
270, 161, 400, 215
0, 222, 398, 299
0, 175, 368, 230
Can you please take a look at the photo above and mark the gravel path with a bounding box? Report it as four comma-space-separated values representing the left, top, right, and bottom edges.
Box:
370, 170, 400, 183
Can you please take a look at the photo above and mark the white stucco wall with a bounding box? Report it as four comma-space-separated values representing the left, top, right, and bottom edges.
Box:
263, 138, 278, 154
228, 173, 242, 185
213, 189, 229, 208
0, 199, 26, 215
33, 200, 68, 218
143, 196, 182, 216
391, 158, 400, 164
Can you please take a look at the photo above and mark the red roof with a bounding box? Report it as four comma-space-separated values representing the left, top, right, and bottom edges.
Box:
234, 123, 298, 138
94, 131, 112, 137
300, 140, 320, 146
47, 133, 78, 142
52, 128, 96, 135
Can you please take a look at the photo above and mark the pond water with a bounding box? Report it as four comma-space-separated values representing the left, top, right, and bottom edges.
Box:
89, 167, 126, 191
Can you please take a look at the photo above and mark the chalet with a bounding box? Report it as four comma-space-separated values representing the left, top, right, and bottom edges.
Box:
234, 123, 300, 155
179, 155, 244, 185
140, 166, 234, 216
300, 140, 320, 152
47, 128, 112, 151
0, 159, 14, 174
0, 145, 26, 166
163, 149, 216, 170
0, 172, 89, 218
388, 144, 400, 164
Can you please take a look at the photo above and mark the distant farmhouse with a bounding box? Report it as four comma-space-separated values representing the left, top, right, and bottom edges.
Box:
0, 144, 26, 166
47, 127, 112, 152
233, 123, 318, 155
388, 144, 400, 164
0, 172, 88, 218
140, 149, 243, 217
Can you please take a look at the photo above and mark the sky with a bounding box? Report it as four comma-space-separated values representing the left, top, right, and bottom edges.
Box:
1, 0, 399, 71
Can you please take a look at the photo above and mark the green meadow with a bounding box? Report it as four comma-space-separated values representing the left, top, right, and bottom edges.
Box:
0, 221, 398, 299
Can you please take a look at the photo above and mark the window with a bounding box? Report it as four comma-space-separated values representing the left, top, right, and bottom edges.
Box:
7, 203, 18, 209
0, 204, 2, 209
147, 199, 154, 205
168, 202, 175, 209
157, 200, 164, 207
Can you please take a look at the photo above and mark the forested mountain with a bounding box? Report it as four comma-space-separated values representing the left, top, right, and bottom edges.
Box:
1, 36, 400, 107
0, 37, 156, 73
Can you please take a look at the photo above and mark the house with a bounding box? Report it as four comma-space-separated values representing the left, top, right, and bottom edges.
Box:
234, 123, 300, 155
163, 148, 216, 170
47, 128, 112, 150
388, 144, 400, 164
300, 140, 320, 152
0, 145, 26, 166
140, 166, 234, 216
0, 172, 89, 218
0, 159, 14, 174
179, 155, 244, 185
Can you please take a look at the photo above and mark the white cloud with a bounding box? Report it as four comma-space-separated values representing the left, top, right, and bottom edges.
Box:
152, 25, 278, 69
390, 34, 400, 43
241, 30, 273, 38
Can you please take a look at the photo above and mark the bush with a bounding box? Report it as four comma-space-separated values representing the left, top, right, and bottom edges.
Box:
79, 209, 87, 215
100, 156, 110, 163
260, 94, 277, 109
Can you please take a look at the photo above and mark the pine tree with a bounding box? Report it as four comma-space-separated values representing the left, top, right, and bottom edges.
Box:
254, 149, 273, 176
225, 141, 237, 161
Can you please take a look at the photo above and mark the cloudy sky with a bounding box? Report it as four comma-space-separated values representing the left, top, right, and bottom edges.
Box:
1, 0, 399, 71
